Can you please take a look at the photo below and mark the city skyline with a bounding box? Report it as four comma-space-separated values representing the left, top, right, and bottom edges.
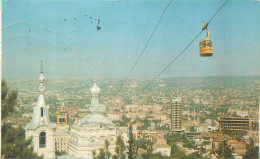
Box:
2, 0, 260, 79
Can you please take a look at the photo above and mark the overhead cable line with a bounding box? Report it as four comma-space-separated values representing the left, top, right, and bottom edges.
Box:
116, 0, 173, 96
142, 0, 230, 90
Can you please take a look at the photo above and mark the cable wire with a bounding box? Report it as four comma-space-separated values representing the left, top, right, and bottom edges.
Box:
142, 0, 230, 90
117, 0, 173, 96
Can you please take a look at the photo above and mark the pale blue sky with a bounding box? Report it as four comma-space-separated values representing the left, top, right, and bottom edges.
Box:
2, 0, 260, 79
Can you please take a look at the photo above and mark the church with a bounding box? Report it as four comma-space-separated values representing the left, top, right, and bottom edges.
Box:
25, 65, 121, 159
25, 65, 56, 159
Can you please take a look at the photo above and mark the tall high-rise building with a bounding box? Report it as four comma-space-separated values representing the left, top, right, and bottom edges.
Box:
171, 97, 182, 132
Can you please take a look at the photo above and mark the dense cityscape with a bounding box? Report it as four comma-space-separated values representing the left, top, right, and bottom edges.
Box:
3, 75, 259, 158
2, 0, 260, 158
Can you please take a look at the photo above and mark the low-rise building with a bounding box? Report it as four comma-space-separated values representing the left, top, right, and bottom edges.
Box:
153, 138, 171, 156
55, 129, 70, 152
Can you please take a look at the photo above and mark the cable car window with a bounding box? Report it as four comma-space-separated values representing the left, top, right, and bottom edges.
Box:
202, 41, 206, 47
207, 42, 212, 47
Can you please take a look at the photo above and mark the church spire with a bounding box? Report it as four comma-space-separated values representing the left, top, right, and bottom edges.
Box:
94, 70, 97, 83
88, 71, 106, 114
90, 71, 101, 101
30, 61, 50, 125
38, 60, 45, 94
40, 60, 43, 73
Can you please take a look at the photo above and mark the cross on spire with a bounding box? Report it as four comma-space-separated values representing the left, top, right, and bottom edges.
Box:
40, 60, 43, 73
94, 70, 96, 83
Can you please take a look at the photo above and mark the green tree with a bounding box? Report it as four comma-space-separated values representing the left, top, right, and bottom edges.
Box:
127, 124, 138, 159
92, 150, 97, 159
112, 135, 126, 159
1, 80, 42, 159
190, 126, 195, 132
97, 148, 106, 159
1, 124, 43, 158
104, 139, 112, 159
216, 143, 224, 157
119, 115, 131, 126
170, 144, 187, 159
55, 151, 67, 156
166, 133, 194, 148
141, 152, 167, 159
1, 80, 17, 119
223, 146, 232, 159
244, 144, 259, 159
188, 151, 203, 159
217, 142, 232, 159
136, 138, 153, 153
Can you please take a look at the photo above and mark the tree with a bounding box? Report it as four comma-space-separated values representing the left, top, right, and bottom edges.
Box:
112, 135, 126, 159
217, 142, 232, 159
244, 144, 259, 159
1, 80, 17, 120
216, 143, 224, 157
141, 152, 166, 159
223, 146, 232, 159
104, 139, 112, 159
1, 124, 42, 159
136, 138, 153, 153
127, 124, 138, 159
92, 150, 97, 159
188, 151, 203, 159
190, 126, 195, 132
55, 151, 67, 156
170, 144, 187, 159
1, 80, 42, 159
97, 148, 106, 159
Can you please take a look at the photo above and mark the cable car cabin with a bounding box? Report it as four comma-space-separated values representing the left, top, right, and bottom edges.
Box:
199, 30, 213, 57
199, 40, 213, 57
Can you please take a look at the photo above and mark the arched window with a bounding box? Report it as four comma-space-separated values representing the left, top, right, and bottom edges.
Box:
41, 107, 44, 117
39, 132, 46, 148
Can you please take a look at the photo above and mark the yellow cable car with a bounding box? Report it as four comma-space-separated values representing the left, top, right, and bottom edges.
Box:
199, 24, 213, 57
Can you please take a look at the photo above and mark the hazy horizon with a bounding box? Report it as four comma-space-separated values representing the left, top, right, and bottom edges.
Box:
2, 0, 260, 79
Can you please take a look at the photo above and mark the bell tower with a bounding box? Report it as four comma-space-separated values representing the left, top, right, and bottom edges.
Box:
25, 61, 56, 159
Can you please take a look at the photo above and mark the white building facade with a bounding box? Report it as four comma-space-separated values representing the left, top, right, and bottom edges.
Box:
25, 65, 56, 159
67, 79, 120, 158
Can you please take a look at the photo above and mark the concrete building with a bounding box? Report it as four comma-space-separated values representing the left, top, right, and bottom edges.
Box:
218, 117, 259, 131
55, 105, 70, 153
25, 64, 56, 159
171, 97, 182, 132
57, 105, 69, 127
153, 138, 171, 156
55, 129, 70, 153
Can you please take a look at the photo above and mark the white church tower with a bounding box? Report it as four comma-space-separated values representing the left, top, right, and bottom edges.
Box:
25, 62, 56, 159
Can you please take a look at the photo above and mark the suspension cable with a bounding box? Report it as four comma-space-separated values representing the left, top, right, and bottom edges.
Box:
116, 0, 173, 96
142, 0, 230, 90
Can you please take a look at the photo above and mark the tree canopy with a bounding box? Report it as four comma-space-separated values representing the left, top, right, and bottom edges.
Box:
112, 135, 126, 159
1, 79, 42, 159
127, 124, 138, 159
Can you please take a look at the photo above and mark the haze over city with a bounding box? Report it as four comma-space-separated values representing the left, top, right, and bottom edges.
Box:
1, 0, 259, 159
2, 0, 260, 79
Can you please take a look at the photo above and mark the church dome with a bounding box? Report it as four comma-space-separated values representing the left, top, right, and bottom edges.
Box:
90, 81, 101, 96
38, 72, 45, 82
80, 114, 114, 127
